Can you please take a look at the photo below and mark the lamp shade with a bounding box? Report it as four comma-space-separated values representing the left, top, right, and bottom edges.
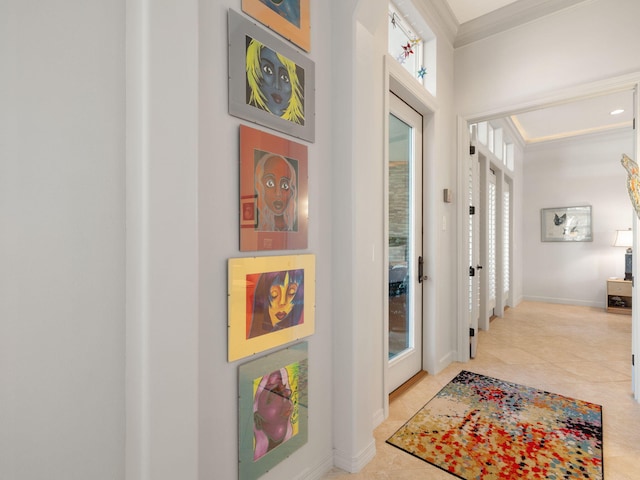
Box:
614, 229, 633, 248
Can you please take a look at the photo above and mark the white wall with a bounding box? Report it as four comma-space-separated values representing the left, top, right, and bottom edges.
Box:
329, 0, 459, 471
512, 139, 526, 306
454, 0, 640, 117
522, 131, 634, 306
419, 1, 459, 374
199, 2, 335, 479
1, 1, 125, 479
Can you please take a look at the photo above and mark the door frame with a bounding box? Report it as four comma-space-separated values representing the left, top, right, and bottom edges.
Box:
383, 55, 438, 418
455, 72, 640, 402
477, 148, 511, 330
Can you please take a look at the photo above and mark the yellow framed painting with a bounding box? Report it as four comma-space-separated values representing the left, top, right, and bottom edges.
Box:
242, 0, 310, 52
228, 254, 315, 362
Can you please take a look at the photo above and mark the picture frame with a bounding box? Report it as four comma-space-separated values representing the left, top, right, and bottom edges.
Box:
228, 254, 315, 362
540, 205, 593, 242
228, 9, 315, 143
240, 125, 308, 251
242, 0, 310, 52
238, 342, 308, 480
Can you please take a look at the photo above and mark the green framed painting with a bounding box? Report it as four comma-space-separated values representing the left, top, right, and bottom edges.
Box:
238, 342, 309, 480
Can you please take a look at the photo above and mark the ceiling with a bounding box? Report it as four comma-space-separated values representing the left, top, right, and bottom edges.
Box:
510, 91, 635, 144
446, 0, 519, 24
443, 0, 635, 145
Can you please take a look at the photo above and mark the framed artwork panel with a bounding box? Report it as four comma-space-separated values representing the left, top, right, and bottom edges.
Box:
238, 342, 308, 480
228, 9, 315, 143
242, 0, 310, 52
228, 254, 315, 362
540, 205, 592, 242
240, 125, 308, 251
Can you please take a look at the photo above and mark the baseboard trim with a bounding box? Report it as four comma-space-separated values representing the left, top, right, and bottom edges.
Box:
332, 439, 376, 473
372, 407, 385, 428
522, 296, 603, 308
294, 453, 335, 480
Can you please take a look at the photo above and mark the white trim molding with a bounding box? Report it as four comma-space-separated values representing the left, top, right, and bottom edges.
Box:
455, 0, 590, 48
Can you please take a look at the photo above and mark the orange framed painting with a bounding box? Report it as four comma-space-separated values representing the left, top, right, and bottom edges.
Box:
242, 0, 310, 52
228, 254, 315, 362
239, 124, 308, 252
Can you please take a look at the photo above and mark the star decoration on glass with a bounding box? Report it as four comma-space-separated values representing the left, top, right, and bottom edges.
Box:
396, 54, 407, 64
402, 42, 414, 57
417, 66, 427, 78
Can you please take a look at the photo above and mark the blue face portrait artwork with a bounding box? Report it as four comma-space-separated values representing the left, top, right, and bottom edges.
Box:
245, 36, 305, 125
259, 0, 300, 28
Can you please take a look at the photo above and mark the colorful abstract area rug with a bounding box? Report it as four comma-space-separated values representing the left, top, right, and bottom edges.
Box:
387, 370, 603, 479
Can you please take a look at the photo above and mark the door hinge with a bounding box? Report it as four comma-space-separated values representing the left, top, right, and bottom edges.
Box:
470, 145, 476, 155
633, 354, 635, 366
469, 327, 475, 337
469, 206, 476, 215
469, 266, 475, 277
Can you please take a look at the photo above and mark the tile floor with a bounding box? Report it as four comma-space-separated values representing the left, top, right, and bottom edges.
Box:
322, 301, 640, 479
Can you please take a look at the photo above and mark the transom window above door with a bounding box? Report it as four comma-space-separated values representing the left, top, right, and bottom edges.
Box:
388, 1, 437, 96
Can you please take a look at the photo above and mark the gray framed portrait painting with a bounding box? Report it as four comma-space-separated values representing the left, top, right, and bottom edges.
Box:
228, 9, 315, 143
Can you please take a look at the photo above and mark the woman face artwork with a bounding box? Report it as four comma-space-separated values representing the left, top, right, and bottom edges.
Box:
246, 38, 304, 125
268, 271, 298, 327
254, 153, 297, 232
253, 368, 294, 459
261, 155, 293, 216
248, 269, 304, 339
258, 46, 292, 117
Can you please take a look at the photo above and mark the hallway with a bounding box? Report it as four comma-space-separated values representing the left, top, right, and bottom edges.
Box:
324, 301, 639, 479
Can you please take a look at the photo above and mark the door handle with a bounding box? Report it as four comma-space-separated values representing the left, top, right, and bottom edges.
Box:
418, 256, 426, 283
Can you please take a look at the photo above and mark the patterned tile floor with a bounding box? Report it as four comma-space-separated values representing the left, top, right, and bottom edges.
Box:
322, 301, 640, 479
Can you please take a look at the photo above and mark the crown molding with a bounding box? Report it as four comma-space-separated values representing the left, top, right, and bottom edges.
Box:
518, 121, 634, 148
413, 0, 459, 46
503, 116, 527, 150
454, 0, 589, 48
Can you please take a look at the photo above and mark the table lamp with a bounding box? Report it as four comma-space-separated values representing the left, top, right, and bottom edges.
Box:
613, 228, 633, 281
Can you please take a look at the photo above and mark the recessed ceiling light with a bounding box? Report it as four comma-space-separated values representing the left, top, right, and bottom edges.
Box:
610, 109, 625, 115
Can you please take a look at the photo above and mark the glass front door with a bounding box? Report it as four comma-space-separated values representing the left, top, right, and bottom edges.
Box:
387, 92, 423, 392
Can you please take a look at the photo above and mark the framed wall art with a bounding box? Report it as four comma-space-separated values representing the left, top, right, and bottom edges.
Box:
238, 342, 308, 480
228, 9, 315, 143
242, 0, 310, 52
540, 205, 593, 242
228, 254, 315, 362
240, 125, 308, 251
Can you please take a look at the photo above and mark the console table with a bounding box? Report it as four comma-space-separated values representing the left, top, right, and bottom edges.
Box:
606, 278, 632, 315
